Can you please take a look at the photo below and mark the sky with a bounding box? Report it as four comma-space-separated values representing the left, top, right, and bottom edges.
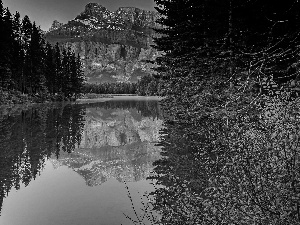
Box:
2, 0, 157, 31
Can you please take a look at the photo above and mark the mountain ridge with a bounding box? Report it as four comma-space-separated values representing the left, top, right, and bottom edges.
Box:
45, 2, 161, 83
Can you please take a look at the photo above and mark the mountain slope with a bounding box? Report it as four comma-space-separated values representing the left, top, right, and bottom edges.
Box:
45, 3, 161, 83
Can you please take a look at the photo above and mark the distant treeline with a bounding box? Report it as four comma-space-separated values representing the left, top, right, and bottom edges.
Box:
82, 75, 162, 96
82, 82, 137, 95
0, 0, 85, 102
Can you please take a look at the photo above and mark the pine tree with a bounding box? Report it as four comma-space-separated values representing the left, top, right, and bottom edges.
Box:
153, 0, 229, 82
11, 11, 23, 90
54, 42, 62, 94
0, 0, 5, 88
70, 53, 84, 98
76, 54, 84, 97
21, 15, 32, 93
61, 48, 71, 97
29, 22, 47, 93
44, 42, 56, 94
0, 7, 14, 89
21, 15, 32, 49
0, 1, 3, 21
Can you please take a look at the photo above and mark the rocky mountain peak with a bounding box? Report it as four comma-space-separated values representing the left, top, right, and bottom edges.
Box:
75, 2, 110, 21
83, 3, 108, 16
45, 3, 161, 83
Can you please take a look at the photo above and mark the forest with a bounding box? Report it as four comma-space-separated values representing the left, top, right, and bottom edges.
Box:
0, 0, 84, 104
81, 75, 160, 96
152, 0, 300, 102
144, 1, 300, 224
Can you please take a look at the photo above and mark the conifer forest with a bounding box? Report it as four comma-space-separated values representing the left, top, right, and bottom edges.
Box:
147, 1, 300, 224
0, 1, 84, 104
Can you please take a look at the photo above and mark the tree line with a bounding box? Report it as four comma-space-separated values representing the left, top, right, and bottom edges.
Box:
82, 75, 162, 96
82, 82, 137, 95
0, 0, 85, 102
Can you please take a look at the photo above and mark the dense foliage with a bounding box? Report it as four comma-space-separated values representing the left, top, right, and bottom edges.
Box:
0, 0, 85, 104
81, 75, 162, 96
136, 75, 161, 96
82, 82, 137, 95
147, 0, 300, 224
149, 98, 300, 224
153, 0, 300, 99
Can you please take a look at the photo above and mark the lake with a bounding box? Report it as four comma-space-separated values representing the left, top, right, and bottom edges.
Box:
0, 97, 164, 225
2, 96, 300, 224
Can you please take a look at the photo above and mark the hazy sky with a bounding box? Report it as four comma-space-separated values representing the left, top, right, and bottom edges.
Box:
2, 0, 157, 31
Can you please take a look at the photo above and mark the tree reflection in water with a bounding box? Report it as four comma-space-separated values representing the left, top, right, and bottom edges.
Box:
0, 104, 86, 214
0, 99, 163, 217
149, 98, 300, 224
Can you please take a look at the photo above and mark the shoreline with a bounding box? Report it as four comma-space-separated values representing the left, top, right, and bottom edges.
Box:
75, 95, 164, 103
0, 95, 165, 116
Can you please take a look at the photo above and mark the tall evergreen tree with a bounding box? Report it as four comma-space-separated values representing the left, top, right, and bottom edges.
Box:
61, 48, 71, 97
54, 42, 62, 94
21, 15, 32, 93
29, 22, 46, 93
153, 0, 230, 84
70, 53, 84, 98
0, 0, 5, 89
11, 11, 24, 90
21, 15, 32, 49
44, 42, 56, 94
75, 54, 85, 96
0, 7, 14, 89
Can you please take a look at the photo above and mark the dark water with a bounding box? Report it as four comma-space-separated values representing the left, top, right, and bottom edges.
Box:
0, 99, 164, 225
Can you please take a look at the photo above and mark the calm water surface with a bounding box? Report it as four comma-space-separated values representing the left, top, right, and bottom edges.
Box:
0, 98, 164, 225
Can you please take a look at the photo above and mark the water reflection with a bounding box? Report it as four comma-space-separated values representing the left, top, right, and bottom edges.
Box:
53, 101, 163, 186
149, 100, 300, 224
0, 104, 86, 213
0, 99, 164, 225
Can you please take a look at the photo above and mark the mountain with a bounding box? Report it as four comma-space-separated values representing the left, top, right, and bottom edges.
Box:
51, 107, 164, 186
45, 3, 161, 83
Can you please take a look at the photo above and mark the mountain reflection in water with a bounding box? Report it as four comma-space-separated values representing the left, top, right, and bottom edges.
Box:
0, 99, 164, 225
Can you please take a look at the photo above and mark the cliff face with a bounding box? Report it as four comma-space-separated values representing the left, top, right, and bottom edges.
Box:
45, 3, 161, 83
51, 107, 164, 186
